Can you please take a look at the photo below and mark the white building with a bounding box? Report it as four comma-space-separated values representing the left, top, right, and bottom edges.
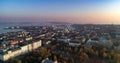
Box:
115, 32, 120, 38
42, 58, 53, 63
86, 37, 112, 48
0, 40, 42, 61
69, 40, 81, 46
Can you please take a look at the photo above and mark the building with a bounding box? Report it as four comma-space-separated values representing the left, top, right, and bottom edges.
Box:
115, 32, 120, 38
42, 58, 53, 63
41, 58, 58, 63
0, 40, 42, 61
69, 40, 81, 46
86, 37, 112, 48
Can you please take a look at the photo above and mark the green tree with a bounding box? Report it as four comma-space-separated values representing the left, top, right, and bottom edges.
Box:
70, 58, 75, 63
17, 59, 22, 63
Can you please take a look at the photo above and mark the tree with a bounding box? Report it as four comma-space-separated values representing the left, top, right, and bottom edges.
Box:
79, 53, 89, 63
102, 52, 108, 59
70, 58, 75, 63
95, 50, 99, 57
102, 47, 107, 52
9, 58, 22, 63
17, 59, 22, 63
63, 60, 67, 63
39, 47, 49, 58
38, 57, 42, 62
74, 46, 78, 53
53, 55, 57, 61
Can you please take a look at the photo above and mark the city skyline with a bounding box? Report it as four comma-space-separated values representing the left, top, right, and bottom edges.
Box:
0, 0, 120, 24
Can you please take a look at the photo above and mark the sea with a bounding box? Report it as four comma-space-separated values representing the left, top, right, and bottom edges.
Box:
0, 22, 68, 33
0, 22, 45, 33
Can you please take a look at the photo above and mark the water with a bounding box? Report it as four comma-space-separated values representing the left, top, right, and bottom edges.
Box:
0, 22, 45, 33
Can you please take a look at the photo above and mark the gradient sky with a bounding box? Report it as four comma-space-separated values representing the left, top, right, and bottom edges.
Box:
0, 0, 120, 24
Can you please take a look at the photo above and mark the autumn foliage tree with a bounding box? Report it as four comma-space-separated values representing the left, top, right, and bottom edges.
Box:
39, 47, 50, 59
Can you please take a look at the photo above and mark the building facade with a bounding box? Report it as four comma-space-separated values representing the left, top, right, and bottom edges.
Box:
0, 40, 42, 61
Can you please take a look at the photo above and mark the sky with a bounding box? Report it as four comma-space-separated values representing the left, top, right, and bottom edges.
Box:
0, 0, 120, 24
